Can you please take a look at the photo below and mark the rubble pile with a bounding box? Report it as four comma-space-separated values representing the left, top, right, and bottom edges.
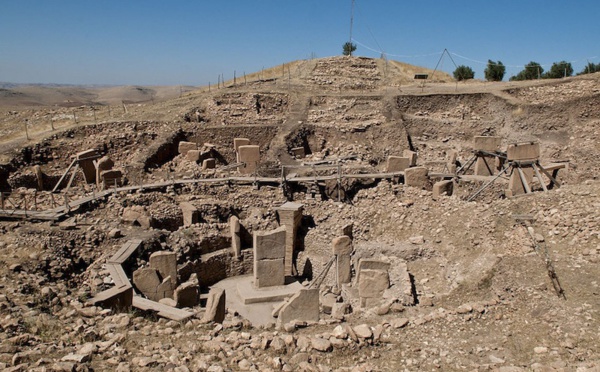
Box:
307, 57, 381, 91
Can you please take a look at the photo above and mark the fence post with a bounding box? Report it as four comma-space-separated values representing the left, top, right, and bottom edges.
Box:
24, 120, 30, 140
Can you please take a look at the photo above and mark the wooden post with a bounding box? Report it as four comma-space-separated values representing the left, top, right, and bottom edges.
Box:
93, 107, 97, 122
122, 101, 127, 114
337, 162, 342, 202
73, 109, 77, 123
50, 116, 55, 131
24, 120, 30, 140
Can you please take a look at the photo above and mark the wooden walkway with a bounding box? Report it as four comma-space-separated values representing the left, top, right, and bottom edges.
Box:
0, 170, 405, 221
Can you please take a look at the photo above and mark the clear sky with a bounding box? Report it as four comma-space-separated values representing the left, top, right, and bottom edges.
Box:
1, 0, 598, 85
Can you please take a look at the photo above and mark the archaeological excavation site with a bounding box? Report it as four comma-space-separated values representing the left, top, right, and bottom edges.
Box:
0, 56, 599, 371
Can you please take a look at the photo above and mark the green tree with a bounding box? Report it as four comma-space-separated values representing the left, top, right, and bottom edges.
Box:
510, 61, 543, 81
578, 62, 600, 75
484, 60, 506, 81
543, 61, 573, 79
342, 42, 357, 56
453, 65, 475, 81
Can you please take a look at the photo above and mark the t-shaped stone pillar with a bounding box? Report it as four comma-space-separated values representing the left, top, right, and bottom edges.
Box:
275, 202, 303, 276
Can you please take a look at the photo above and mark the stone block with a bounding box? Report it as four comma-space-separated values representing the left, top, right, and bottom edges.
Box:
101, 169, 122, 189
238, 145, 260, 174
358, 269, 390, 299
507, 143, 540, 161
332, 236, 353, 255
473, 136, 501, 152
333, 235, 353, 284
156, 277, 174, 300
432, 180, 453, 199
76, 149, 99, 184
186, 150, 201, 163
474, 156, 497, 176
174, 282, 198, 308
202, 158, 216, 170
150, 251, 178, 287
230, 215, 241, 258
33, 165, 44, 191
357, 259, 391, 273
180, 202, 199, 227
446, 150, 458, 164
253, 226, 286, 260
178, 141, 196, 155
95, 156, 114, 187
404, 166, 429, 189
337, 254, 352, 285
88, 284, 133, 312
403, 150, 418, 166
133, 268, 161, 301
254, 258, 285, 288
507, 167, 534, 196
275, 202, 303, 276
341, 223, 353, 239
386, 156, 410, 172
277, 288, 319, 326
233, 138, 251, 153
121, 206, 154, 229
291, 147, 305, 158
202, 287, 226, 323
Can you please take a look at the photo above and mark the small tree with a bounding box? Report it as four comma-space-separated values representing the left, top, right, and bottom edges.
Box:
578, 62, 600, 75
342, 42, 357, 56
510, 61, 543, 81
543, 61, 573, 79
484, 60, 506, 81
453, 65, 475, 81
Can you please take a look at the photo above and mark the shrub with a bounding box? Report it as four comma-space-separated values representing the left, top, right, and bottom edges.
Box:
453, 65, 475, 81
342, 42, 357, 56
578, 62, 600, 75
543, 61, 573, 79
484, 60, 506, 81
510, 61, 543, 81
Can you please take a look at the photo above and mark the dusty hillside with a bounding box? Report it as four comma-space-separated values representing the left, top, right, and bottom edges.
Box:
0, 84, 196, 107
0, 57, 598, 372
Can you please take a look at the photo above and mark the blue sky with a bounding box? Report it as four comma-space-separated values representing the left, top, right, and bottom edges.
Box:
1, 0, 598, 85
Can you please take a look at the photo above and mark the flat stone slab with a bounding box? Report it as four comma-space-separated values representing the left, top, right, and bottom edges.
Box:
237, 277, 303, 305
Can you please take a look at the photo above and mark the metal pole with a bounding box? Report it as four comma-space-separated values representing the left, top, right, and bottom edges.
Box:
349, 0, 355, 56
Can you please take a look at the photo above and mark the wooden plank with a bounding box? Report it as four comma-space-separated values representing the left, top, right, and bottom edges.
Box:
517, 167, 532, 194
88, 283, 132, 304
343, 172, 404, 179
52, 159, 77, 193
108, 239, 143, 264
132, 296, 194, 321
106, 263, 130, 288
540, 163, 566, 172
532, 164, 548, 192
